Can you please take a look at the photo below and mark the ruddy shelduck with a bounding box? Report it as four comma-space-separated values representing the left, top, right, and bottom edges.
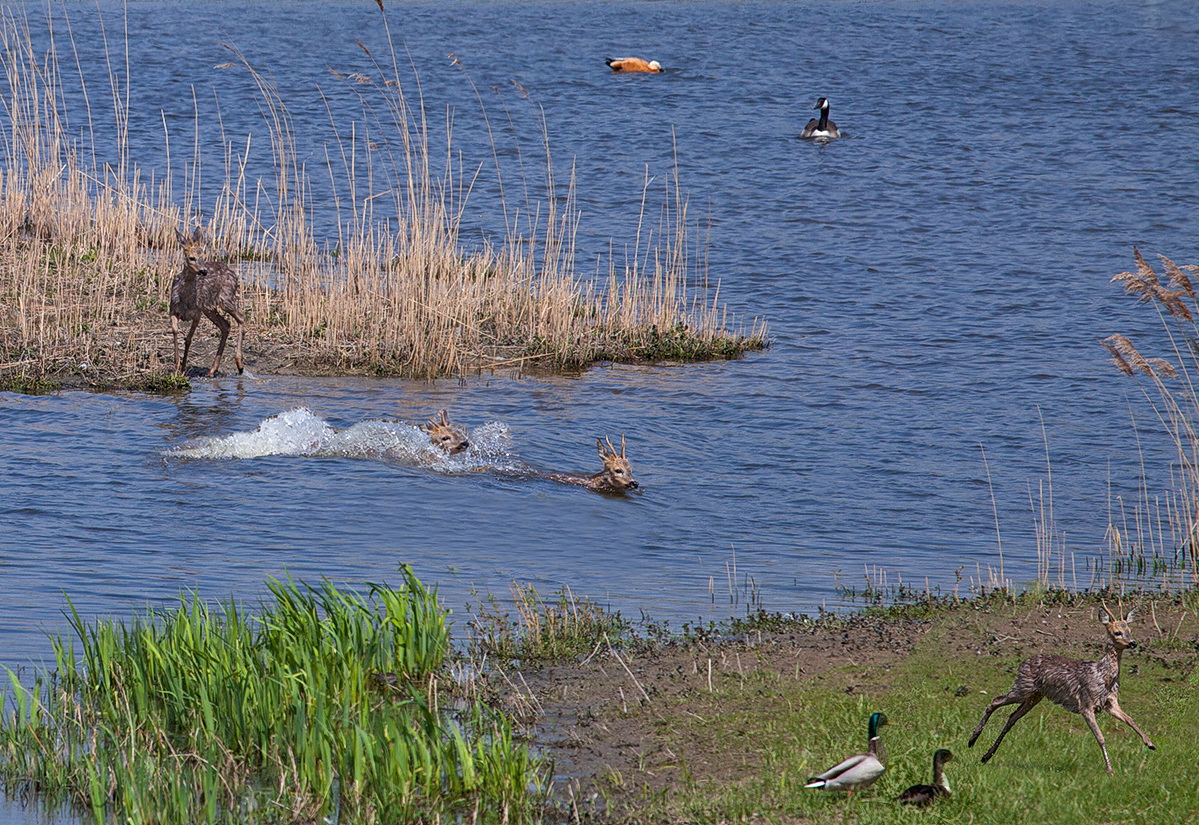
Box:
604, 57, 663, 73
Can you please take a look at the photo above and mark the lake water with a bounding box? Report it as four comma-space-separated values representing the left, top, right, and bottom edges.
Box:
3, 0, 1199, 726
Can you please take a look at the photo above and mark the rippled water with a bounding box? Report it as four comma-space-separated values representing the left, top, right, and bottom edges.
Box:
3, 0, 1199, 747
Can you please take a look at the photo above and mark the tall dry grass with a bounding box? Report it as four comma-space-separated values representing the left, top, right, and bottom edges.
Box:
1101, 248, 1199, 587
0, 6, 182, 385
0, 4, 766, 389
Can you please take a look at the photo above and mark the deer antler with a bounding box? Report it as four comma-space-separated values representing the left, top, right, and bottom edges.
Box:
620, 433, 627, 457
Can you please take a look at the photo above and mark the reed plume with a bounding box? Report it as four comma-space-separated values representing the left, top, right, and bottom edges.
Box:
1105, 249, 1199, 586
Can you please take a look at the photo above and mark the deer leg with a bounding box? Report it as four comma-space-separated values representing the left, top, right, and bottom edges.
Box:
1106, 698, 1155, 750
204, 309, 230, 377
980, 694, 1042, 764
171, 315, 182, 372
969, 691, 1022, 748
181, 317, 201, 374
230, 309, 244, 374
1081, 708, 1114, 774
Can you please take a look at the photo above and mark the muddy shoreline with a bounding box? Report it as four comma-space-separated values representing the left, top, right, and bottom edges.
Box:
1, 322, 759, 395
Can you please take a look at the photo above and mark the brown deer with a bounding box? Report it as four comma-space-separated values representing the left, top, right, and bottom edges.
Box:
421, 410, 470, 455
170, 226, 244, 377
967, 602, 1155, 773
549, 435, 639, 493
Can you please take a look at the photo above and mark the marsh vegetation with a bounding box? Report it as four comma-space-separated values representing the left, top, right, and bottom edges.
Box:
0, 4, 765, 392
0, 569, 547, 824
3, 557, 1198, 824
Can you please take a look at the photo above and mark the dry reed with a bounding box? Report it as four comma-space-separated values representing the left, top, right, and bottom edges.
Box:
1103, 248, 1199, 586
0, 5, 766, 391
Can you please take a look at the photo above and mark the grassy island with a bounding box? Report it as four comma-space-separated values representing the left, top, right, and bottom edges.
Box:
0, 6, 765, 394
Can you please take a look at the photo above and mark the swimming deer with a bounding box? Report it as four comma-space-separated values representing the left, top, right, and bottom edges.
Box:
967, 602, 1155, 773
422, 410, 470, 455
549, 435, 639, 493
170, 226, 244, 377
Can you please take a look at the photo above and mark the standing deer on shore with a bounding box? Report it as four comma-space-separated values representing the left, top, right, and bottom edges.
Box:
548, 435, 639, 493
170, 226, 244, 377
967, 602, 1155, 773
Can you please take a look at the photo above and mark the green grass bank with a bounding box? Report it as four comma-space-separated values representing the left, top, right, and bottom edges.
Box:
475, 588, 1199, 824
0, 569, 547, 824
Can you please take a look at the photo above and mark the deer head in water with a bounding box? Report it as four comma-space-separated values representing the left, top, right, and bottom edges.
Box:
591, 434, 638, 492
422, 410, 470, 455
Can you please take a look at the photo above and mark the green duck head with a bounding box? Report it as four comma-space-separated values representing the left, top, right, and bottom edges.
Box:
867, 712, 888, 740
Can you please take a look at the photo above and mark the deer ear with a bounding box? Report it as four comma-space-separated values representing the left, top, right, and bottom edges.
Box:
1124, 607, 1136, 622
596, 437, 606, 457
192, 226, 203, 243
176, 227, 187, 244
1099, 602, 1116, 623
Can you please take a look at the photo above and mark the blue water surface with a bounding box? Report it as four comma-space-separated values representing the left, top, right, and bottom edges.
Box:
2, 0, 1198, 743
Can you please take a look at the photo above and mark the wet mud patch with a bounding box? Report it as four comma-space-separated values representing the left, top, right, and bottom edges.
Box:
512, 613, 928, 814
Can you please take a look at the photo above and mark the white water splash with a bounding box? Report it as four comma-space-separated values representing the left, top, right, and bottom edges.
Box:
168, 408, 333, 459
167, 407, 515, 473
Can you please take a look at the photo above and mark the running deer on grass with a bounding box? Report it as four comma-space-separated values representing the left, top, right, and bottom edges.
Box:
422, 410, 470, 455
967, 601, 1155, 773
548, 435, 639, 493
170, 226, 244, 377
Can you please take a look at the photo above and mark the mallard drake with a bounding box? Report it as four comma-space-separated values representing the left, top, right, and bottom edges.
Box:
898, 748, 953, 806
805, 711, 888, 795
801, 97, 841, 139
604, 57, 663, 73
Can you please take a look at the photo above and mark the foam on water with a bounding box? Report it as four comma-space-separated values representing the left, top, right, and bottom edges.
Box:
168, 408, 333, 459
167, 407, 516, 473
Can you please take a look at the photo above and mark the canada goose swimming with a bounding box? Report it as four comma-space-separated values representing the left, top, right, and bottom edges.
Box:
801, 97, 841, 139
805, 712, 888, 795
897, 748, 953, 806
605, 57, 663, 73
